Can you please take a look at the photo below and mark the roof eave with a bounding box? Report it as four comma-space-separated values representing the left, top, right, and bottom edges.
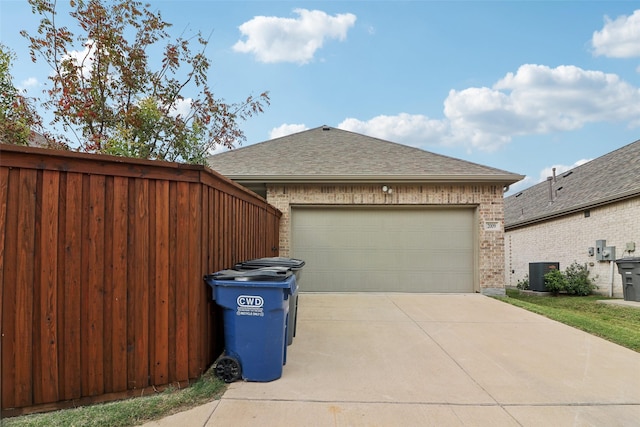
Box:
225, 174, 525, 185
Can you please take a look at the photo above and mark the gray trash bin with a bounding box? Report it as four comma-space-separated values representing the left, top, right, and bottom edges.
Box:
615, 257, 640, 302
235, 257, 305, 345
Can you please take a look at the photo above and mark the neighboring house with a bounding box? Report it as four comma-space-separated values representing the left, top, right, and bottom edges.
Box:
504, 139, 640, 297
29, 131, 49, 147
208, 126, 523, 295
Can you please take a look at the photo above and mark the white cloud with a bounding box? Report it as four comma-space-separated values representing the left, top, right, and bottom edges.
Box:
233, 9, 357, 64
338, 114, 448, 147
169, 97, 192, 118
264, 61, 638, 154
443, 86, 516, 150
442, 64, 640, 150
494, 64, 640, 126
270, 123, 308, 139
592, 9, 640, 58
335, 65, 640, 152
18, 77, 38, 90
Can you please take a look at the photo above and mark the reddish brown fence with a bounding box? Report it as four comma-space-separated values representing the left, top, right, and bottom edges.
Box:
0, 144, 281, 416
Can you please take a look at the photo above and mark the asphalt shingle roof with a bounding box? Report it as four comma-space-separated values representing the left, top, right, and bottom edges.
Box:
504, 139, 640, 229
208, 126, 522, 184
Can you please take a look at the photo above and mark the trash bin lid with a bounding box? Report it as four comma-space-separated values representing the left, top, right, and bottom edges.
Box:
206, 266, 293, 281
234, 257, 305, 270
615, 257, 640, 266
204, 268, 297, 293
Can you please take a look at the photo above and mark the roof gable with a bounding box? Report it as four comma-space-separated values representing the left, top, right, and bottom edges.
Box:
207, 126, 522, 184
505, 139, 640, 229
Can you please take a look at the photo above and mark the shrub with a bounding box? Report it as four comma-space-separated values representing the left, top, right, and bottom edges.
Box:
516, 275, 529, 290
544, 269, 568, 295
563, 262, 597, 296
543, 262, 597, 296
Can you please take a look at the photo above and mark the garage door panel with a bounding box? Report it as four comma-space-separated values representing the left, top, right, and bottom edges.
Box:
292, 208, 475, 293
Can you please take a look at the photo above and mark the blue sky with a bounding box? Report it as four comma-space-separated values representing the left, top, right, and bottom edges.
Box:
2, 1, 640, 194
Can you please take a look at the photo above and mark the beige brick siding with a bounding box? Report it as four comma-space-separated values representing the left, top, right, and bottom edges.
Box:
267, 183, 507, 293
505, 196, 640, 297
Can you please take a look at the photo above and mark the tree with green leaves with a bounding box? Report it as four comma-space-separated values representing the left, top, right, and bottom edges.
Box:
0, 43, 44, 146
21, 0, 269, 164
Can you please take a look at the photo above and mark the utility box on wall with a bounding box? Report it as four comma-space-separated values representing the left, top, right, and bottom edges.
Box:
596, 239, 616, 261
529, 262, 560, 292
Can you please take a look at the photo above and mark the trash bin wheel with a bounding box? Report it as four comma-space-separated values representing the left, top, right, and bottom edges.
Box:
215, 356, 242, 383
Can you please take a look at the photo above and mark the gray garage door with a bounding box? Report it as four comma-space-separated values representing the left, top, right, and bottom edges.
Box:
291, 207, 475, 292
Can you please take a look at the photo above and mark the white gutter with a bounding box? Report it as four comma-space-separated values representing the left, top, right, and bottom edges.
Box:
226, 174, 525, 185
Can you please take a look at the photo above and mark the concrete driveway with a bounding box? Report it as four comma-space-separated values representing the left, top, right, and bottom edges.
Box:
147, 293, 640, 426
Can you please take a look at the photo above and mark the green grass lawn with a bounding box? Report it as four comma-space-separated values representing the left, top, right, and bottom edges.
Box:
496, 289, 640, 352
3, 368, 226, 427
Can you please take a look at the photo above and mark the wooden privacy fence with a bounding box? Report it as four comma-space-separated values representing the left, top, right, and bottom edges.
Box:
0, 144, 281, 416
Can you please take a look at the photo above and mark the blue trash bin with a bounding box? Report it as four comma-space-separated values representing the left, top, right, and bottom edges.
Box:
234, 257, 305, 346
204, 267, 297, 382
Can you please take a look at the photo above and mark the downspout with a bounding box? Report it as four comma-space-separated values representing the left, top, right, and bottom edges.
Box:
609, 260, 614, 298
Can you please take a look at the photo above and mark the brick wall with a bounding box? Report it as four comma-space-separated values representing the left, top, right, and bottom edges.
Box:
267, 183, 507, 293
505, 196, 640, 297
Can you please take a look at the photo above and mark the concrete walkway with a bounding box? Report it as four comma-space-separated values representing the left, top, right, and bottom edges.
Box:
143, 293, 640, 426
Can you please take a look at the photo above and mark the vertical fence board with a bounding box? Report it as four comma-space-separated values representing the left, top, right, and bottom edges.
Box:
205, 187, 216, 363
153, 180, 169, 385
0, 168, 5, 410
32, 170, 42, 405
235, 199, 241, 259
59, 173, 82, 400
102, 176, 129, 394
235, 200, 241, 259
214, 190, 222, 269
148, 182, 157, 390
136, 178, 150, 390
103, 177, 115, 393
55, 174, 66, 401
15, 169, 37, 407
111, 177, 128, 392
207, 189, 222, 364
224, 194, 230, 266
35, 170, 60, 403
174, 181, 189, 381
128, 178, 150, 390
250, 204, 256, 257
209, 189, 216, 270
1, 168, 18, 409
200, 187, 213, 368
0, 169, 7, 368
82, 174, 106, 396
126, 181, 135, 390
81, 174, 91, 396
188, 184, 201, 378
167, 182, 177, 383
